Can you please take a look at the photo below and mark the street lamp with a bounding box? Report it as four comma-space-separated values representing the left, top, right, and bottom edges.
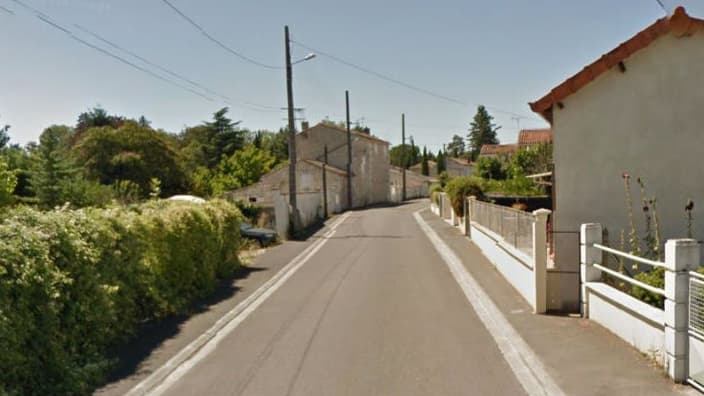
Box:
285, 26, 315, 236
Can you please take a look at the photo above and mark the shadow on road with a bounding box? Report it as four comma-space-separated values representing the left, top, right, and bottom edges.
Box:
102, 265, 267, 385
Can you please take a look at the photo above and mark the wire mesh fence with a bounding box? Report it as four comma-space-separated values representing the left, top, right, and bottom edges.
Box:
469, 199, 536, 258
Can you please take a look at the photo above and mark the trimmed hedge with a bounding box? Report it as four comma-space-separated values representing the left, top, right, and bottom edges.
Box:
0, 199, 242, 396
444, 176, 484, 216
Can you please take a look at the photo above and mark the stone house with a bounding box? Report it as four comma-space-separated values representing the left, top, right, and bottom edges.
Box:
529, 6, 704, 311
227, 122, 390, 218
409, 160, 438, 178
445, 157, 474, 177
389, 167, 432, 203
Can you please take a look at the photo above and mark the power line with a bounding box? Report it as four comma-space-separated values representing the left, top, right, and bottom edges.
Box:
10, 0, 215, 101
292, 39, 543, 122
0, 4, 15, 14
73, 23, 231, 101
160, 0, 281, 70
292, 40, 466, 106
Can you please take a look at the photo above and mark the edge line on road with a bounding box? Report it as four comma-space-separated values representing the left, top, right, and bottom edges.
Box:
125, 211, 352, 396
413, 209, 565, 396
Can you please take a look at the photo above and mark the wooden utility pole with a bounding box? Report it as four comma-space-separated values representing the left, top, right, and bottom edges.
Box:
402, 113, 407, 201
323, 145, 328, 218
285, 26, 298, 233
346, 90, 352, 209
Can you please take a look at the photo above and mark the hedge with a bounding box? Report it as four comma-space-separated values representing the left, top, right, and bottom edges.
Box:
0, 199, 242, 396
444, 176, 484, 216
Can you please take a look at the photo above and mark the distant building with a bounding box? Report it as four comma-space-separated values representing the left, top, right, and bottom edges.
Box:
389, 167, 432, 203
517, 128, 552, 147
226, 122, 390, 213
409, 160, 438, 177
445, 157, 474, 177
478, 144, 519, 159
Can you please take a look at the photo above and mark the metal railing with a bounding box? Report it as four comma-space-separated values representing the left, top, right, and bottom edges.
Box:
469, 199, 535, 258
590, 243, 666, 296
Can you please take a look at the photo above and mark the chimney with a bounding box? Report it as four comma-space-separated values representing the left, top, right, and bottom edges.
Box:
301, 121, 309, 131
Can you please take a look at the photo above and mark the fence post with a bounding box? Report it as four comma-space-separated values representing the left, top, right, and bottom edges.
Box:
664, 239, 699, 382
532, 209, 551, 314
580, 223, 603, 318
465, 196, 475, 238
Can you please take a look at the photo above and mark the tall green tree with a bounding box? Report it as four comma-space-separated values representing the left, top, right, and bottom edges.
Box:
76, 106, 125, 134
210, 146, 276, 195
467, 105, 500, 160
421, 146, 430, 176
389, 144, 420, 168
437, 149, 446, 173
409, 137, 419, 165
29, 125, 78, 207
0, 156, 16, 206
205, 107, 244, 166
76, 121, 186, 196
0, 117, 9, 149
446, 134, 466, 158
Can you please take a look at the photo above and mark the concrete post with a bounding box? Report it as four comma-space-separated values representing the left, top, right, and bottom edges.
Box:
580, 223, 603, 318
664, 239, 699, 382
532, 209, 551, 314
465, 196, 475, 238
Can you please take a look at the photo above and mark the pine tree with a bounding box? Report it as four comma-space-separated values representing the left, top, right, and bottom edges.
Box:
421, 147, 429, 176
30, 125, 79, 208
467, 105, 500, 160
437, 150, 446, 173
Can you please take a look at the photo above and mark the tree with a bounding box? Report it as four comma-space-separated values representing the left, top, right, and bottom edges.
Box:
0, 118, 10, 149
446, 134, 466, 158
389, 144, 420, 168
467, 105, 500, 160
76, 106, 125, 134
409, 137, 419, 165
436, 150, 446, 173
421, 147, 430, 176
0, 156, 16, 206
75, 121, 186, 197
29, 125, 79, 207
205, 107, 244, 166
475, 156, 506, 180
210, 146, 276, 195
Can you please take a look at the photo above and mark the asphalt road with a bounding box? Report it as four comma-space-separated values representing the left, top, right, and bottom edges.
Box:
154, 202, 525, 396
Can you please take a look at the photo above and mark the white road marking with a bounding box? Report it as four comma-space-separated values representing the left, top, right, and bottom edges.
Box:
413, 209, 565, 396
126, 212, 352, 396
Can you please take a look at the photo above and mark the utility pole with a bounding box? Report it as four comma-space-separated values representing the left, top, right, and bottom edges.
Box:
323, 145, 328, 218
402, 113, 406, 201
285, 25, 298, 234
346, 90, 352, 210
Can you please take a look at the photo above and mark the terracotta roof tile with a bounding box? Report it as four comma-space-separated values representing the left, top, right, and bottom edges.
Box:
517, 129, 552, 145
479, 144, 518, 155
530, 6, 704, 122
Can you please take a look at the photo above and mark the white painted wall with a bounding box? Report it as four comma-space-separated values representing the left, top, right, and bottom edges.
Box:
550, 30, 704, 309
470, 223, 535, 306
585, 283, 665, 364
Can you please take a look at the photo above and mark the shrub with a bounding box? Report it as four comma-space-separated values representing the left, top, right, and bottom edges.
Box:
429, 183, 443, 205
444, 176, 484, 216
0, 199, 242, 395
632, 267, 665, 309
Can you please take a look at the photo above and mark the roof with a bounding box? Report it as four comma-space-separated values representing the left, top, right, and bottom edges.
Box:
301, 122, 390, 146
479, 144, 518, 155
530, 6, 704, 122
447, 157, 473, 166
518, 129, 552, 145
301, 159, 349, 176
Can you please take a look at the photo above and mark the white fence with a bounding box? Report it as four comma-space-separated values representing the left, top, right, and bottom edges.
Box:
580, 222, 701, 384
431, 193, 551, 313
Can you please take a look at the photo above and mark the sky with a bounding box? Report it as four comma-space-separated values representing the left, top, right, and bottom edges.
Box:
1, 0, 702, 153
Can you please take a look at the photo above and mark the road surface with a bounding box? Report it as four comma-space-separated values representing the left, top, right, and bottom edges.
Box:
146, 202, 529, 395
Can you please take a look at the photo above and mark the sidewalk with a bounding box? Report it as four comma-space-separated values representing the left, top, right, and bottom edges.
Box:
420, 209, 697, 396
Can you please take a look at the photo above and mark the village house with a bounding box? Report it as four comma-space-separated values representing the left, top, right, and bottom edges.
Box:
389, 166, 433, 203
517, 128, 552, 147
478, 143, 518, 159
409, 159, 438, 177
529, 6, 704, 311
445, 157, 474, 177
226, 122, 390, 233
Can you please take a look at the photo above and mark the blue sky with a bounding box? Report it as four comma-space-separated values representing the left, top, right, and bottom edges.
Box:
1, 0, 701, 152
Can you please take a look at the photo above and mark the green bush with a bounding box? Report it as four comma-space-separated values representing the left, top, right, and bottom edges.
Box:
632, 267, 665, 309
0, 199, 242, 395
429, 183, 443, 205
444, 176, 484, 216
